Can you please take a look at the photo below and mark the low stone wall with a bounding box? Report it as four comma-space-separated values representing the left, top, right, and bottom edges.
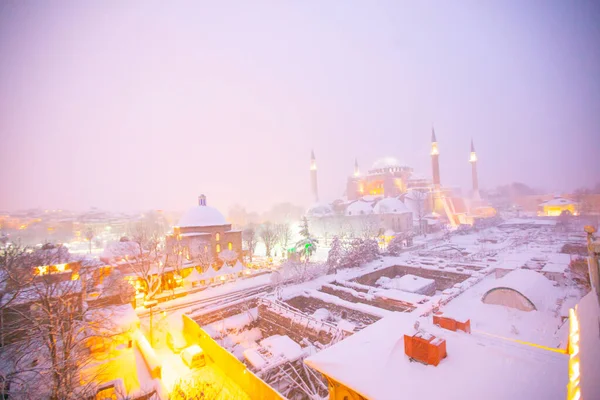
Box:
283, 296, 381, 329
353, 265, 470, 291
193, 298, 259, 326
319, 284, 415, 312
257, 304, 337, 345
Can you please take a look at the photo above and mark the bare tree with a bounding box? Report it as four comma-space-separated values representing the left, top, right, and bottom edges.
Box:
259, 222, 279, 258
410, 190, 428, 235
242, 225, 258, 262
218, 249, 238, 266
84, 227, 96, 255
125, 221, 165, 302
359, 216, 380, 239
275, 223, 293, 256
0, 249, 124, 400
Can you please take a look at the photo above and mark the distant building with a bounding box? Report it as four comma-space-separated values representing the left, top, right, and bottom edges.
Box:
307, 129, 496, 236
166, 195, 242, 266
538, 196, 577, 216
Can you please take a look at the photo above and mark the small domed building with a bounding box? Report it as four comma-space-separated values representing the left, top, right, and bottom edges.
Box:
167, 195, 242, 267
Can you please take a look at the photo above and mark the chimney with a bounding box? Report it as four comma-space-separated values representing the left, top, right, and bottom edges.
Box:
198, 194, 207, 206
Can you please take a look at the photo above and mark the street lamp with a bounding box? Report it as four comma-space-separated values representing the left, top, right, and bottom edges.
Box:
144, 299, 159, 347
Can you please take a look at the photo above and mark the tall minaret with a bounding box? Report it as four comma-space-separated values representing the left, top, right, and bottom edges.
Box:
354, 158, 360, 177
431, 128, 441, 190
469, 139, 480, 199
310, 150, 319, 203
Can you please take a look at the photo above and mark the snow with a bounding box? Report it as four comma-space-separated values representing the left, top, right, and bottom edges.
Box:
376, 274, 435, 294
373, 288, 429, 304
261, 334, 304, 361
312, 308, 331, 321
178, 204, 227, 227
101, 240, 140, 261
337, 319, 356, 333
442, 273, 568, 347
88, 304, 140, 334
204, 308, 258, 333
486, 269, 560, 312
345, 200, 374, 216
539, 197, 573, 206
305, 313, 567, 400
179, 232, 211, 237
306, 290, 394, 318
373, 197, 410, 215
370, 156, 402, 171
244, 335, 304, 371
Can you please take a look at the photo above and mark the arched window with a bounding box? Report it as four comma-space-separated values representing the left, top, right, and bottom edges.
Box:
215, 233, 220, 241
216, 244, 221, 253
228, 242, 233, 250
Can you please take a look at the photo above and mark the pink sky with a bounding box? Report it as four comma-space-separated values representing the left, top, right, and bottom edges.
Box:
1, 1, 599, 213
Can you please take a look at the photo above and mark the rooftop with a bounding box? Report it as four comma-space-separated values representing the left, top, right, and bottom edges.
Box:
305, 313, 567, 400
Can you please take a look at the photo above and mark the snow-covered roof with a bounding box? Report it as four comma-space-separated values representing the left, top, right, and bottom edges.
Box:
184, 268, 203, 282
306, 202, 333, 217
305, 313, 567, 400
377, 274, 435, 293
539, 197, 574, 206
178, 204, 227, 228
179, 232, 211, 238
483, 269, 560, 312
346, 200, 373, 216
373, 197, 410, 215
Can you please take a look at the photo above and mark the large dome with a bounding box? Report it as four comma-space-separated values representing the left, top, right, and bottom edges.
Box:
371, 157, 401, 171
178, 196, 227, 228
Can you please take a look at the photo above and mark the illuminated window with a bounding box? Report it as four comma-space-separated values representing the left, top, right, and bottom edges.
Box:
216, 244, 221, 253
204, 245, 208, 253
215, 233, 220, 241
228, 242, 232, 250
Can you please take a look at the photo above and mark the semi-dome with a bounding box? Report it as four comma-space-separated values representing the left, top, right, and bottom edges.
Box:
178, 195, 227, 228
371, 157, 401, 171
346, 200, 374, 216
373, 197, 410, 214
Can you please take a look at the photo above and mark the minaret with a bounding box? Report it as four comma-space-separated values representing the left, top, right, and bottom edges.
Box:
354, 158, 360, 177
431, 128, 441, 190
310, 150, 319, 203
469, 139, 480, 199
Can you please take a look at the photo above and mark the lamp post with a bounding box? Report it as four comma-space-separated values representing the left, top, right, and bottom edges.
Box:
144, 299, 159, 347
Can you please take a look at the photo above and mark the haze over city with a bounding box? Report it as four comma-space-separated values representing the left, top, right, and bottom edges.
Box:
1, 0, 599, 214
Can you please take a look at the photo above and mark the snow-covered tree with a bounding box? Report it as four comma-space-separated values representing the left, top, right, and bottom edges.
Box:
259, 222, 279, 258
218, 249, 238, 266
338, 238, 380, 269
296, 217, 318, 263
386, 235, 404, 256
327, 236, 345, 274
124, 221, 165, 301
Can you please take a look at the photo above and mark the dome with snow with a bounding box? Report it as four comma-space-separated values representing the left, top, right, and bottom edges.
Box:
178, 195, 227, 228
371, 157, 401, 171
346, 200, 374, 216
373, 197, 410, 214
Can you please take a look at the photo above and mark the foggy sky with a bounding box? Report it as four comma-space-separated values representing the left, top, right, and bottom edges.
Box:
1, 1, 599, 214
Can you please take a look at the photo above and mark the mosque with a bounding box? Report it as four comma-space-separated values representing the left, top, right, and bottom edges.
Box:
306, 129, 496, 239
